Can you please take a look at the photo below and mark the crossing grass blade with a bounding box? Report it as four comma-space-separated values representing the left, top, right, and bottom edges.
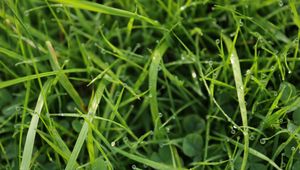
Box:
46, 41, 86, 111
0, 68, 89, 89
65, 80, 106, 170
20, 79, 53, 170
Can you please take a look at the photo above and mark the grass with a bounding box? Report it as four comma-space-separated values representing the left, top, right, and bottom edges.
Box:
0, 0, 300, 170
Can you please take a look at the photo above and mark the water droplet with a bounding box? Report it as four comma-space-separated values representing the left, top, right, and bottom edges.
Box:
215, 39, 220, 45
233, 125, 237, 129
101, 49, 106, 54
166, 127, 170, 133
288, 70, 292, 74
208, 60, 213, 67
271, 66, 275, 70
231, 129, 236, 134
155, 40, 159, 44
239, 86, 244, 90
293, 38, 299, 44
291, 147, 296, 151
246, 69, 252, 75
213, 72, 217, 78
260, 138, 266, 144
123, 136, 128, 142
230, 32, 235, 37
111, 141, 116, 147
132, 164, 137, 170
180, 6, 186, 11
278, 0, 283, 7
158, 112, 163, 118
123, 83, 128, 87
282, 162, 286, 167
192, 72, 197, 78
250, 134, 255, 140
56, 8, 61, 13
273, 92, 278, 96
60, 113, 65, 116
239, 19, 243, 27
171, 115, 176, 119
181, 54, 186, 60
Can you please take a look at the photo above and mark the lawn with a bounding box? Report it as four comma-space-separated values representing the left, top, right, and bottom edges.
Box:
0, 0, 300, 169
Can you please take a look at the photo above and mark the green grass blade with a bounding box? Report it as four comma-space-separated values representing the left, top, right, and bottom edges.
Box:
112, 147, 185, 170
65, 80, 106, 170
46, 41, 85, 111
50, 0, 159, 26
149, 40, 168, 138
0, 68, 88, 89
222, 31, 249, 170
20, 79, 53, 170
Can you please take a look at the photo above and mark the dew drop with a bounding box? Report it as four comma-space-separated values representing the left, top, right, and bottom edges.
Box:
233, 125, 237, 129
246, 69, 252, 75
131, 164, 137, 170
149, 94, 153, 98
250, 134, 255, 140
231, 129, 236, 134
101, 49, 106, 54
278, 0, 283, 7
155, 40, 159, 44
123, 136, 128, 142
288, 70, 292, 74
158, 112, 163, 118
180, 6, 186, 11
111, 141, 116, 147
239, 19, 243, 27
215, 39, 220, 45
260, 138, 266, 144
230, 32, 235, 37
273, 92, 278, 97
192, 72, 197, 78
213, 72, 217, 78
208, 60, 213, 67
291, 146, 296, 151
293, 38, 299, 44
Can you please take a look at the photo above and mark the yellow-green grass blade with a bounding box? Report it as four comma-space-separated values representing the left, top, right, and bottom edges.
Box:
222, 32, 249, 170
50, 0, 160, 26
65, 80, 106, 170
20, 79, 53, 170
0, 68, 89, 89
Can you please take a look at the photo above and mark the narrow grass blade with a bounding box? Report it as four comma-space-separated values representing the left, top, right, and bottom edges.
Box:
222, 32, 249, 170
46, 41, 85, 111
112, 147, 184, 170
50, 0, 159, 26
149, 40, 168, 138
0, 68, 88, 89
20, 79, 53, 170
65, 80, 106, 170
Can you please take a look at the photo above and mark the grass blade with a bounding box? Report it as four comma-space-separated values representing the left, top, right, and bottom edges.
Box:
222, 31, 249, 170
20, 79, 53, 170
65, 80, 106, 170
50, 0, 159, 26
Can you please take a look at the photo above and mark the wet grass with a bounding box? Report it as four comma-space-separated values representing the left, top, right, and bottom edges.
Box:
0, 0, 300, 169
